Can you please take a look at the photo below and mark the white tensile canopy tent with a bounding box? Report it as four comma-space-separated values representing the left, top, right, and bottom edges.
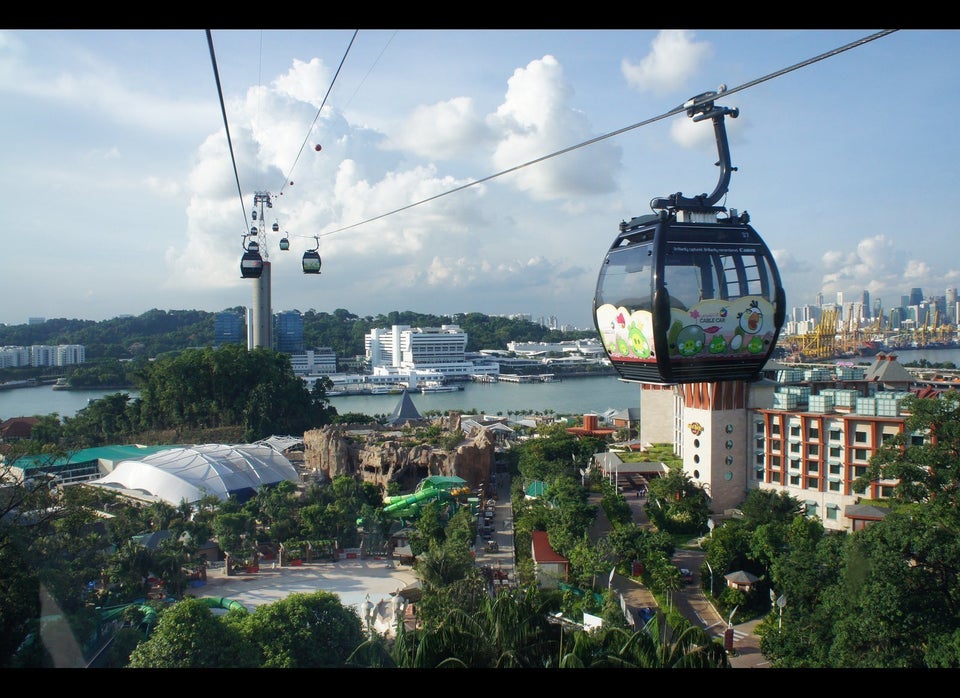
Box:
92, 443, 299, 505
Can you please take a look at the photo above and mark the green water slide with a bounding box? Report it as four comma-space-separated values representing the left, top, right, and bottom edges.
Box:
97, 600, 158, 632
197, 596, 248, 613
382, 486, 443, 514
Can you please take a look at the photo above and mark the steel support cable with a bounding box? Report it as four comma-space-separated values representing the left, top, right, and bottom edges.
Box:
318, 29, 898, 240
206, 29, 249, 235
276, 29, 359, 199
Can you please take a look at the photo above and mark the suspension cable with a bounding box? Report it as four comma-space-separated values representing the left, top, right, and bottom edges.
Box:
317, 29, 899, 240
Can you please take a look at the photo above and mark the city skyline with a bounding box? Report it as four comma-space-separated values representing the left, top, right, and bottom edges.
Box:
3, 29, 959, 330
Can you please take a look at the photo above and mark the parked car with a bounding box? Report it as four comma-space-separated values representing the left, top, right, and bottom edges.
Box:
680, 567, 693, 584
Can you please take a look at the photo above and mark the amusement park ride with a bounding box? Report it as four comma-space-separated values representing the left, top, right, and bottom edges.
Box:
593, 88, 786, 385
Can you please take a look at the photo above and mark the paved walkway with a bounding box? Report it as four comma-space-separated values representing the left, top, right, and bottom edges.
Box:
195, 558, 420, 636
596, 487, 769, 668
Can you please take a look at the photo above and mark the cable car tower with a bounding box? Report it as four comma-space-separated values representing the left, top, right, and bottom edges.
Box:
246, 191, 274, 349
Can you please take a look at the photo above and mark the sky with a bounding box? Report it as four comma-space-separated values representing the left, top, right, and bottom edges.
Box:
2, 28, 958, 331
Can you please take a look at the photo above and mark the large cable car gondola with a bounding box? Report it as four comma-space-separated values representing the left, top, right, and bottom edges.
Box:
302, 236, 321, 274
240, 235, 264, 279
594, 89, 785, 385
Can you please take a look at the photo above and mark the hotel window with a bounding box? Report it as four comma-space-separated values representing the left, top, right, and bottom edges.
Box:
771, 439, 781, 452
854, 448, 868, 461
828, 480, 841, 492
806, 461, 819, 473
826, 505, 839, 521
789, 475, 801, 486
829, 463, 842, 476
771, 424, 781, 436
855, 431, 868, 444
770, 456, 781, 468
829, 446, 842, 458
910, 435, 925, 447
807, 444, 819, 457
829, 429, 842, 441
854, 466, 868, 478
789, 459, 801, 470
808, 425, 819, 439
790, 443, 801, 454
790, 425, 801, 437
755, 454, 765, 466
805, 501, 819, 517
806, 477, 819, 489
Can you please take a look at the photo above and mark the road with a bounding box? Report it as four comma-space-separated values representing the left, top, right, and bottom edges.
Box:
620, 489, 770, 668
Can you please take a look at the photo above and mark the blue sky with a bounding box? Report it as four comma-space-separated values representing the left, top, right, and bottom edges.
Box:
1, 29, 957, 330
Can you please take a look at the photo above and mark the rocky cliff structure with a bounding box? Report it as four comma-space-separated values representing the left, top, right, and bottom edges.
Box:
302, 417, 495, 492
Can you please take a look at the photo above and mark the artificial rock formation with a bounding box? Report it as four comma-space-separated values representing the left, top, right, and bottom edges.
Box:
302, 421, 495, 492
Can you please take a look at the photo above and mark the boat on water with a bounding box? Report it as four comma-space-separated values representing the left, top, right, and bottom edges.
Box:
52, 378, 70, 391
420, 384, 461, 393
369, 386, 403, 395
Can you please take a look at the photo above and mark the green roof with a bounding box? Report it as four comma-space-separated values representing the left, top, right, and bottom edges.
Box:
12, 444, 179, 472
525, 480, 548, 498
419, 475, 468, 492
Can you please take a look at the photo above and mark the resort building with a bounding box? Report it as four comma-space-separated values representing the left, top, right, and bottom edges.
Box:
658, 353, 936, 534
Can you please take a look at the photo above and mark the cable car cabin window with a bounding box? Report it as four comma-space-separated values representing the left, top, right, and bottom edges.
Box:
595, 243, 654, 310
302, 252, 321, 274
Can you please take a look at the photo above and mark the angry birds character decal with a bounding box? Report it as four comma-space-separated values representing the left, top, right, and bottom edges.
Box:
666, 296, 775, 361
628, 325, 651, 358
674, 324, 706, 357
688, 422, 704, 436
595, 304, 656, 361
739, 300, 764, 334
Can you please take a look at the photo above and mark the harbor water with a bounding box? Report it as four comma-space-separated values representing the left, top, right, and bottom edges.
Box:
1, 347, 955, 421
0, 375, 645, 421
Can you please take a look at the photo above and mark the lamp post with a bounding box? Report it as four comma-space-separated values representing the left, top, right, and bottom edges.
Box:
705, 560, 714, 599
776, 594, 787, 632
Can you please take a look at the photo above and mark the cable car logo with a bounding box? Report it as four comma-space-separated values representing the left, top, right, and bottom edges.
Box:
688, 423, 704, 436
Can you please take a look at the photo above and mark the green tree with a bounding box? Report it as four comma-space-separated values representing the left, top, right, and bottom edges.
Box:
236, 590, 364, 668
127, 598, 257, 668
856, 393, 960, 511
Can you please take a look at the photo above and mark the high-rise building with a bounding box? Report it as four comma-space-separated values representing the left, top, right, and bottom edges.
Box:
946, 287, 957, 324
274, 310, 304, 353
860, 290, 870, 319
816, 292, 824, 307
909, 287, 924, 306
214, 310, 245, 347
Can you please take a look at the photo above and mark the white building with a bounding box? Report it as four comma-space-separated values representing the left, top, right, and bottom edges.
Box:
289, 348, 338, 377
365, 324, 498, 379
0, 344, 86, 368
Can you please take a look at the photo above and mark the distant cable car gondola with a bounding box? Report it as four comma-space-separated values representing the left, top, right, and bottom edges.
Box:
279, 236, 290, 251
593, 88, 785, 385
302, 236, 321, 274
272, 221, 280, 232
240, 236, 264, 279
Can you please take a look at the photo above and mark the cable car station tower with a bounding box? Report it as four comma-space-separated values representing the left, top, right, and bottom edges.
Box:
242, 191, 275, 349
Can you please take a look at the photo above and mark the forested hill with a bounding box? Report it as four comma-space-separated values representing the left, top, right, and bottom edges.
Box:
0, 308, 595, 361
